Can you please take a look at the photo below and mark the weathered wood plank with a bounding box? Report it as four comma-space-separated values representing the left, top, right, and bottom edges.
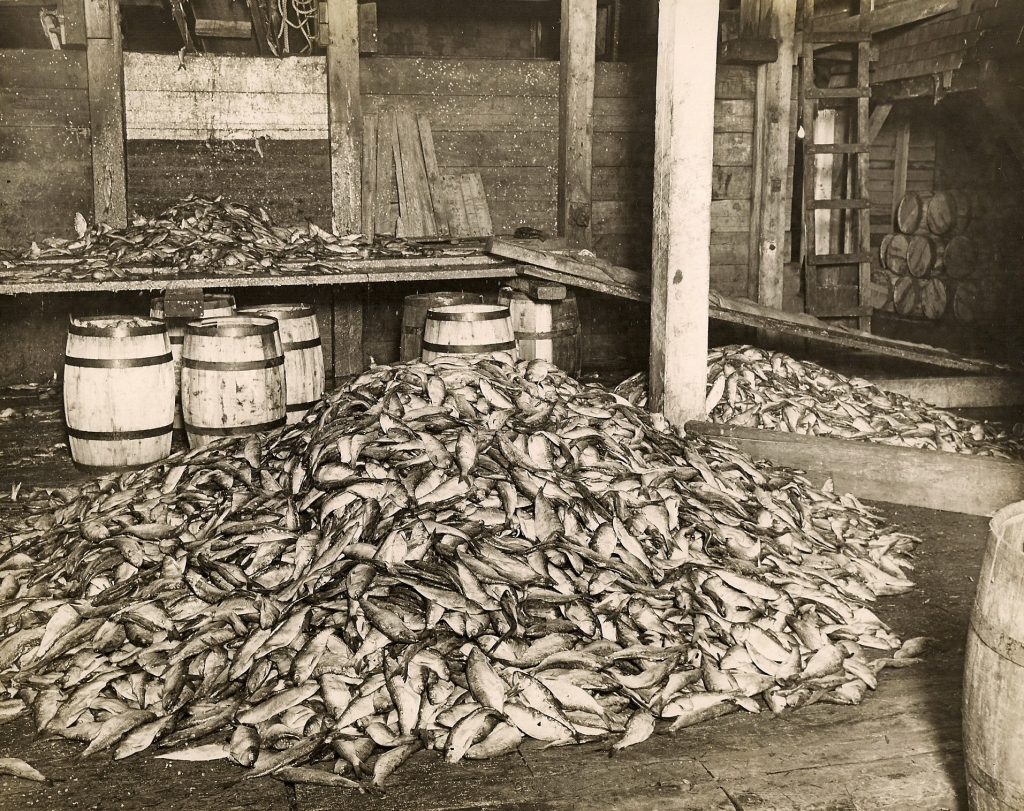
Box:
649, 0, 718, 423
0, 89, 91, 129
558, 0, 597, 248
687, 420, 1024, 516
868, 375, 1024, 408
86, 0, 128, 227
0, 49, 88, 90
333, 288, 363, 378
326, 0, 362, 233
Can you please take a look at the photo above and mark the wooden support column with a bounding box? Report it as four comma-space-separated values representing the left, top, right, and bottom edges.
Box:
326, 0, 362, 234
649, 0, 719, 424
557, 0, 597, 248
85, 0, 127, 226
754, 0, 796, 312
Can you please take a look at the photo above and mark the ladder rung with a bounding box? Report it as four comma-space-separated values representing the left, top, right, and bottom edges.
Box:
806, 143, 869, 154
805, 87, 871, 99
807, 252, 872, 266
805, 30, 872, 43
809, 198, 870, 210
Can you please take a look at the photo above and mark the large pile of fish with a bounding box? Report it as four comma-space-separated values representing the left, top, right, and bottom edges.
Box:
615, 345, 1024, 460
0, 355, 922, 789
0, 196, 478, 283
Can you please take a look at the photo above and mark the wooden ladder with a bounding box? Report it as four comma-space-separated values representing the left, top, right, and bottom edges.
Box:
801, 2, 872, 331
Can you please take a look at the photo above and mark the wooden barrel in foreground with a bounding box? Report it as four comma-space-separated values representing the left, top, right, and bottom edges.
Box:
964, 500, 1024, 810
498, 287, 582, 376
238, 304, 324, 423
63, 316, 174, 471
151, 293, 236, 429
421, 304, 517, 362
400, 292, 485, 361
180, 315, 286, 448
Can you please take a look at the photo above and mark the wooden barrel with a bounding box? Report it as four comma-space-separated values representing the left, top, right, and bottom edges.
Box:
945, 235, 976, 280
238, 304, 324, 423
925, 190, 958, 235
400, 292, 485, 361
63, 316, 174, 471
895, 193, 926, 234
150, 293, 236, 429
893, 277, 946, 319
920, 277, 947, 320
885, 233, 911, 275
892, 276, 920, 317
964, 501, 1024, 811
952, 281, 979, 323
950, 189, 973, 234
906, 234, 937, 278
879, 233, 894, 269
421, 304, 518, 362
180, 315, 286, 448
498, 288, 582, 376
868, 269, 895, 311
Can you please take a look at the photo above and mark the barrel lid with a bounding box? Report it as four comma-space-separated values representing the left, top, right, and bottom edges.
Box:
427, 304, 511, 322
69, 316, 167, 338
237, 304, 315, 321
186, 315, 279, 337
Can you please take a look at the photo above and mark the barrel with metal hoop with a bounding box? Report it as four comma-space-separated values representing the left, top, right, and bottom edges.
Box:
238, 304, 324, 423
421, 304, 518, 362
63, 316, 175, 471
180, 315, 286, 448
400, 291, 485, 361
498, 287, 581, 375
150, 292, 236, 429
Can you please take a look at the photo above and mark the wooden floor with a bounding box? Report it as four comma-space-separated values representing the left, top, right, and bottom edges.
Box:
0, 391, 983, 811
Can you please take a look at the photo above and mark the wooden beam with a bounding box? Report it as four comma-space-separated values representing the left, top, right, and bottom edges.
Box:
868, 102, 892, 143
686, 421, 1024, 517
746, 63, 767, 300
193, 18, 252, 38
867, 375, 1024, 409
60, 0, 86, 45
557, 0, 597, 249
755, 0, 796, 312
332, 288, 363, 378
891, 118, 910, 221
649, 0, 719, 424
85, 0, 127, 227
814, 0, 959, 37
326, 0, 362, 234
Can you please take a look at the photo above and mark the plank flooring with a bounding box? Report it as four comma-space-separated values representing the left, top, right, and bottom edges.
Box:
0, 394, 983, 811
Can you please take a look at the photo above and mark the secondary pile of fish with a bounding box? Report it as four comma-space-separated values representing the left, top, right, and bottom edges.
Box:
0, 354, 921, 789
615, 345, 1024, 460
0, 196, 479, 283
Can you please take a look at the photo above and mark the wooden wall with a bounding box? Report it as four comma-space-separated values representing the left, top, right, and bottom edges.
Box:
0, 49, 93, 245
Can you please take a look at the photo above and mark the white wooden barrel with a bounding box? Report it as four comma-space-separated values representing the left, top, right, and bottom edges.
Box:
150, 293, 236, 429
180, 315, 286, 448
497, 288, 582, 375
63, 316, 174, 471
964, 501, 1024, 810
238, 304, 324, 423
400, 292, 485, 361
421, 304, 518, 362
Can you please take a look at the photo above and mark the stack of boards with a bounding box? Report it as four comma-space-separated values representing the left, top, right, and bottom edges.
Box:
362, 109, 493, 240
873, 189, 987, 323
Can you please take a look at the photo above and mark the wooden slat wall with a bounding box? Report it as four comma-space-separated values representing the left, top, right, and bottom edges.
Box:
0, 49, 93, 245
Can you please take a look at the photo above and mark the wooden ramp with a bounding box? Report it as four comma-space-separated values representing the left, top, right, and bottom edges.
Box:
487, 237, 1020, 376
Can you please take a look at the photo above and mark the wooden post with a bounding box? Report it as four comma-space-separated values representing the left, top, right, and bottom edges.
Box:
85, 0, 127, 226
327, 0, 362, 234
891, 118, 910, 221
754, 0, 796, 312
649, 0, 719, 424
557, 0, 597, 248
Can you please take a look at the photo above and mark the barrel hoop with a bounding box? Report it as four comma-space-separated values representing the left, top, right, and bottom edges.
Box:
73, 459, 157, 473
422, 339, 517, 354
427, 309, 509, 323
186, 321, 278, 337
965, 755, 1024, 810
282, 337, 322, 352
67, 423, 173, 441
69, 321, 166, 338
185, 416, 286, 436
514, 328, 578, 340
969, 611, 1024, 669
182, 355, 285, 372
65, 353, 173, 369
286, 399, 320, 412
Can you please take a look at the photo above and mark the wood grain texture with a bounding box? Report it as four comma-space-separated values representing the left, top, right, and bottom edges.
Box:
86, 0, 127, 227
326, 0, 362, 234
558, 0, 596, 247
649, 0, 718, 423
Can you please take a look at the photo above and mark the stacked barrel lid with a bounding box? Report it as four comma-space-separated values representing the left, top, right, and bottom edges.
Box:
874, 189, 988, 323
